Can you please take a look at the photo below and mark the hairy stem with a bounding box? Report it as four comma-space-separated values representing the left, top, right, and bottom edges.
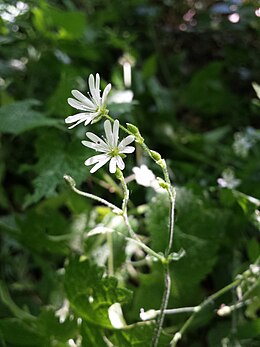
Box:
151, 264, 171, 347
117, 170, 164, 262
151, 165, 176, 346
64, 175, 122, 214
107, 232, 114, 276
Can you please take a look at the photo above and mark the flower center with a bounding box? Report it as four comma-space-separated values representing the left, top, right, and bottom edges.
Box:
109, 148, 119, 157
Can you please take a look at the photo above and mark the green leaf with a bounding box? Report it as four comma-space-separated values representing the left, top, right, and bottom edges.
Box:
24, 130, 90, 207
238, 319, 260, 339
147, 77, 175, 114
0, 159, 8, 208
0, 100, 60, 135
33, 4, 86, 40
182, 62, 237, 116
146, 188, 228, 305
142, 54, 157, 79
81, 322, 108, 347
82, 320, 171, 347
0, 281, 34, 320
0, 318, 43, 346
15, 208, 70, 255
47, 66, 84, 115
37, 309, 78, 342
64, 257, 132, 328
207, 321, 231, 347
110, 322, 171, 347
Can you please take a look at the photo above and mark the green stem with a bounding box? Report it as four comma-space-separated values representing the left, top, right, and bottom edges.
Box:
64, 175, 122, 214
150, 164, 176, 347
116, 170, 165, 262
151, 264, 171, 347
107, 232, 114, 276
124, 236, 164, 262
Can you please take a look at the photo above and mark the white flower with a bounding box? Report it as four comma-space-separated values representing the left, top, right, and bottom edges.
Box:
217, 168, 241, 189
133, 164, 156, 187
82, 119, 135, 173
140, 308, 157, 321
65, 73, 111, 129
132, 164, 163, 192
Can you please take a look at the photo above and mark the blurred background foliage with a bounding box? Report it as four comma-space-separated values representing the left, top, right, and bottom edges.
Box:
0, 0, 260, 346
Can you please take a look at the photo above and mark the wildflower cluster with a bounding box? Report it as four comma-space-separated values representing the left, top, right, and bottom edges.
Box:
65, 73, 179, 347
65, 73, 135, 173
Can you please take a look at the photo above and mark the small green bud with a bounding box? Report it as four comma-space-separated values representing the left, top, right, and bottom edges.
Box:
64, 174, 76, 188
115, 168, 123, 180
168, 248, 186, 262
126, 123, 144, 144
150, 150, 161, 162
157, 158, 166, 168
157, 177, 169, 190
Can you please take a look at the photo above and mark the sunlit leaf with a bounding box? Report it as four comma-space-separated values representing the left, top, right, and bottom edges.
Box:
0, 100, 60, 134
64, 257, 132, 328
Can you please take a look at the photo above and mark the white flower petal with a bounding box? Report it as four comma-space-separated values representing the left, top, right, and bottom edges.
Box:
65, 113, 84, 124
71, 90, 95, 109
90, 156, 110, 173
116, 156, 125, 170
118, 135, 135, 150
120, 146, 135, 154
67, 119, 85, 129
81, 141, 107, 152
68, 98, 94, 112
113, 120, 119, 147
89, 73, 100, 106
101, 83, 112, 105
104, 120, 113, 146
109, 157, 117, 173
85, 154, 109, 166
84, 117, 94, 126
95, 73, 100, 93
86, 132, 108, 148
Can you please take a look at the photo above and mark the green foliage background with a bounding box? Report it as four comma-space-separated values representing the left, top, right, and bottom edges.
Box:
0, 0, 260, 346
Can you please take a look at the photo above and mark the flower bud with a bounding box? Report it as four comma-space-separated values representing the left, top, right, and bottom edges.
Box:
150, 150, 161, 162
217, 304, 231, 316
126, 123, 144, 144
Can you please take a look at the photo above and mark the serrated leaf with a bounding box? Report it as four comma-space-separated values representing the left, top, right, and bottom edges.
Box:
14, 208, 70, 255
82, 320, 171, 347
24, 130, 90, 207
64, 257, 132, 328
0, 100, 60, 134
110, 322, 171, 347
145, 188, 228, 305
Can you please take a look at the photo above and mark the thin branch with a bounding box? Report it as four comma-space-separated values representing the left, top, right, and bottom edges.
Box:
170, 257, 260, 346
64, 175, 122, 214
